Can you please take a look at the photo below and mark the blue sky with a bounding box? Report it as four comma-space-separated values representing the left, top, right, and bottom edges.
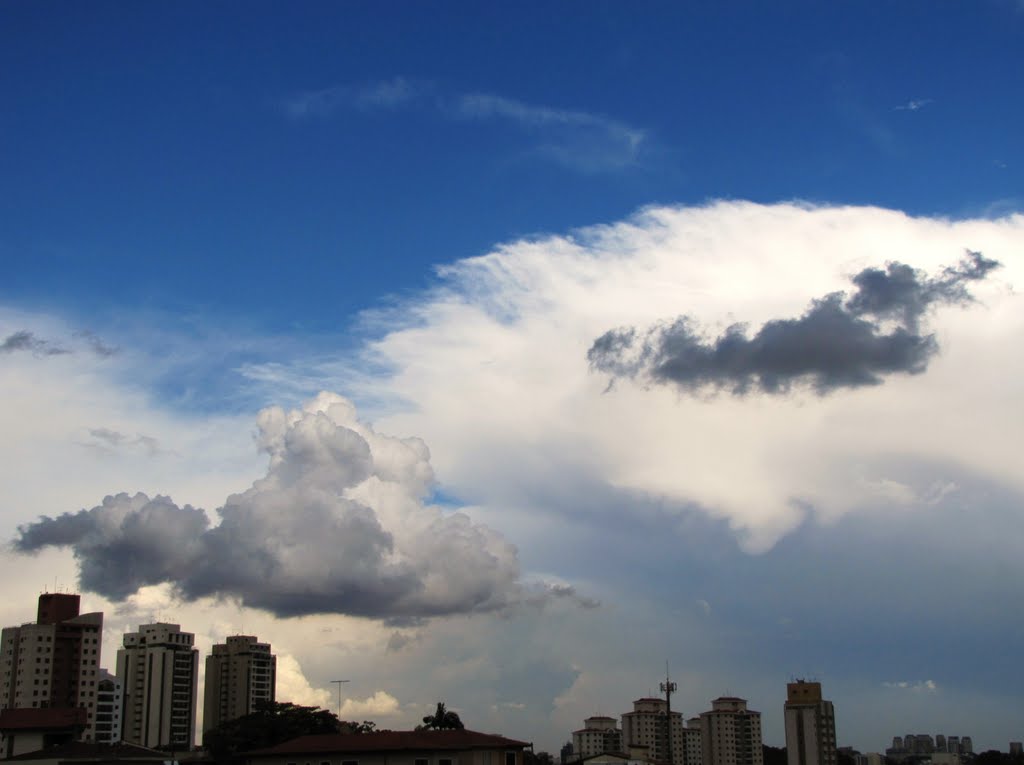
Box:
2, 1, 1024, 755
3, 2, 1020, 332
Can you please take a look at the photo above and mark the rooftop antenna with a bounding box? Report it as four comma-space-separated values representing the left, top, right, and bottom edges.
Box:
331, 679, 350, 719
661, 662, 677, 765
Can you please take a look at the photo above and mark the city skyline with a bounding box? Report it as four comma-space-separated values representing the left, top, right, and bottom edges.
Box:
2, 1, 1023, 756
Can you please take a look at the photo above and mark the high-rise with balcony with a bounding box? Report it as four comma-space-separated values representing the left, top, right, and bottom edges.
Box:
202, 635, 276, 733
116, 623, 198, 750
0, 593, 103, 741
622, 697, 686, 765
784, 682, 837, 765
699, 697, 763, 765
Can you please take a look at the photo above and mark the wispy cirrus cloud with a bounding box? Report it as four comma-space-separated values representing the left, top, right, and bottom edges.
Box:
284, 77, 420, 118
284, 78, 649, 173
894, 98, 933, 112
884, 679, 938, 692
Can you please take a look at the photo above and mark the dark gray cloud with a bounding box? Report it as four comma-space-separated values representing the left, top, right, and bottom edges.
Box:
1, 331, 69, 356
588, 251, 999, 395
74, 331, 119, 357
1, 329, 118, 358
14, 394, 566, 620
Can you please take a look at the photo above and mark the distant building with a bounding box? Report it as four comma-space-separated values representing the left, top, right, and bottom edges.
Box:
116, 623, 198, 750
784, 681, 837, 765
573, 716, 623, 758
1010, 743, 1023, 757
93, 669, 122, 745
699, 697, 763, 765
562, 741, 576, 764
683, 718, 703, 765
0, 594, 103, 742
202, 635, 276, 733
622, 698, 685, 765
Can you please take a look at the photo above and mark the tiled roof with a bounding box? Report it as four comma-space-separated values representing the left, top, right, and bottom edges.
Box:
0, 707, 87, 731
5, 741, 167, 761
249, 729, 530, 756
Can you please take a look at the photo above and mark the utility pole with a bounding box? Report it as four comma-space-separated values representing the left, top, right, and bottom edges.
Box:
660, 664, 677, 765
331, 679, 350, 719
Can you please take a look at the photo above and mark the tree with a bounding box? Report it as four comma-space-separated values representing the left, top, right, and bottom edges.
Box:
419, 702, 465, 730
203, 700, 369, 759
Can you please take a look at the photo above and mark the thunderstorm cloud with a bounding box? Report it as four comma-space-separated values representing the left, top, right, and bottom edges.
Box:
13, 393, 551, 620
587, 251, 999, 395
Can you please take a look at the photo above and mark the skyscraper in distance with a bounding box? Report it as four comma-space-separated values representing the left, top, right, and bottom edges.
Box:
203, 635, 276, 734
784, 681, 837, 765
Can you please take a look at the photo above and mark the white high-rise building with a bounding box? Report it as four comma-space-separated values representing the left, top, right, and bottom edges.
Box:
573, 716, 623, 758
699, 697, 763, 765
202, 635, 276, 733
684, 718, 704, 765
784, 682, 837, 765
93, 669, 123, 745
622, 698, 685, 765
116, 623, 198, 750
0, 594, 103, 741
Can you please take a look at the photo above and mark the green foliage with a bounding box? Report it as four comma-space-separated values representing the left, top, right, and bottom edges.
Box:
763, 744, 787, 765
420, 702, 465, 730
203, 700, 368, 759
524, 751, 555, 765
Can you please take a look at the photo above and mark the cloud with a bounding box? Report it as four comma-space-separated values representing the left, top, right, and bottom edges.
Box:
587, 251, 999, 395
894, 98, 933, 111
883, 680, 938, 692
284, 78, 647, 172
1, 330, 69, 356
83, 428, 164, 457
13, 393, 563, 620
452, 92, 646, 171
290, 201, 1022, 552
285, 77, 418, 118
275, 653, 332, 709
1, 329, 119, 359
340, 691, 401, 718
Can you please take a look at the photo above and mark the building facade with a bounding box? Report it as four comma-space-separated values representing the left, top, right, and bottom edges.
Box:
116, 623, 198, 750
622, 698, 685, 765
699, 697, 763, 765
0, 594, 103, 742
93, 669, 123, 745
202, 635, 276, 733
784, 682, 837, 765
573, 716, 623, 758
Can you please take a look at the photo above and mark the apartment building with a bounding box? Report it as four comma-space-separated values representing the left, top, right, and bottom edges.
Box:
699, 697, 763, 765
0, 594, 103, 742
203, 635, 276, 733
784, 682, 837, 765
116, 623, 198, 750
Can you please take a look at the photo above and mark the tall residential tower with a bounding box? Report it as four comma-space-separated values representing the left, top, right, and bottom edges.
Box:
0, 594, 103, 741
784, 681, 837, 765
202, 635, 276, 733
700, 697, 763, 765
116, 623, 198, 750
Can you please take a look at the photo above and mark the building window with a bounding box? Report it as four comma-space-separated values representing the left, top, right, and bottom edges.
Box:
416, 759, 429, 765
506, 753, 518, 765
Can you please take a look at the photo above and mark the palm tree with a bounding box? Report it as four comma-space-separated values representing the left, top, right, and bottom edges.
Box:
421, 702, 464, 730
